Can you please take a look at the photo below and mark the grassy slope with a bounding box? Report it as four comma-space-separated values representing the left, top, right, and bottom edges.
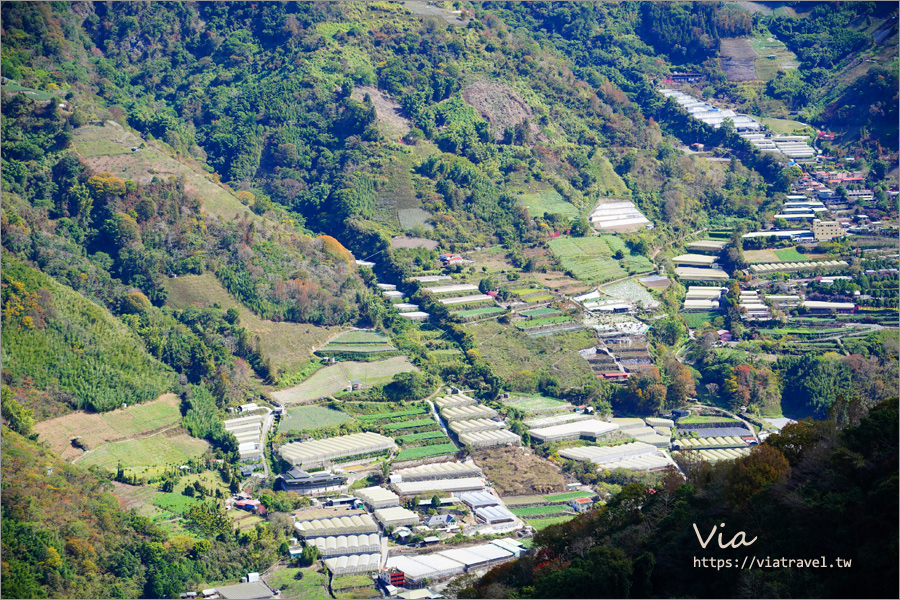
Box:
164, 273, 341, 380
1, 255, 174, 412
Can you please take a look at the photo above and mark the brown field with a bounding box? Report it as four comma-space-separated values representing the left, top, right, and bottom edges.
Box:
743, 249, 780, 264
720, 38, 759, 82
164, 274, 341, 379
73, 122, 261, 222
390, 236, 439, 250
34, 394, 182, 461
473, 446, 567, 496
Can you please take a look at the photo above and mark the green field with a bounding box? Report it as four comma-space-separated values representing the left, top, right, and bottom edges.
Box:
544, 491, 594, 502
320, 330, 396, 354
504, 395, 569, 413
278, 405, 352, 433
520, 308, 561, 318
357, 407, 428, 422
332, 575, 376, 590
517, 316, 575, 329
526, 515, 576, 530
151, 492, 204, 515
681, 311, 720, 328
520, 190, 580, 219
395, 442, 457, 461
77, 434, 210, 472
548, 236, 627, 283
455, 306, 507, 318
523, 293, 554, 302
747, 33, 800, 82
382, 418, 437, 430
773, 247, 809, 261
511, 505, 574, 516
397, 430, 449, 443
270, 356, 418, 404
266, 567, 330, 600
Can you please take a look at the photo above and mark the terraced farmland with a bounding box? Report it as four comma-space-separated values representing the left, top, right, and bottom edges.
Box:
511, 505, 574, 517
503, 395, 571, 414
395, 442, 457, 461
548, 236, 627, 283
317, 330, 397, 358
278, 405, 352, 433
455, 306, 507, 319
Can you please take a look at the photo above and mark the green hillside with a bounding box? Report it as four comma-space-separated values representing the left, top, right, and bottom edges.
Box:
1, 256, 174, 412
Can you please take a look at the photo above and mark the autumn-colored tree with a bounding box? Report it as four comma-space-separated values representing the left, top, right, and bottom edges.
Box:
724, 445, 790, 507
86, 172, 126, 197
317, 235, 353, 266
664, 359, 696, 408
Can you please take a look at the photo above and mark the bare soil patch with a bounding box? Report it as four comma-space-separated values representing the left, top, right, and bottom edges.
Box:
720, 38, 759, 82
473, 446, 567, 496
351, 86, 410, 137
462, 80, 543, 141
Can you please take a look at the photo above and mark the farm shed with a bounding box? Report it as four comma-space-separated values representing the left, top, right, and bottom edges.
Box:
275, 468, 347, 494
374, 506, 420, 528
686, 240, 727, 253
410, 275, 452, 282
293, 514, 378, 538
434, 394, 478, 409
599, 453, 677, 471
449, 418, 506, 434
673, 254, 718, 266
399, 311, 430, 320
311, 533, 381, 557
437, 294, 493, 305
355, 486, 400, 509
423, 284, 479, 295
324, 553, 381, 575
441, 404, 498, 421
384, 554, 465, 586
394, 303, 419, 311
492, 538, 526, 558
800, 300, 856, 313
559, 441, 658, 464
528, 420, 619, 443
440, 544, 515, 568
278, 432, 395, 469
609, 418, 645, 430
685, 286, 726, 298
215, 581, 274, 599
673, 447, 750, 463
674, 267, 730, 281
393, 477, 485, 496
524, 412, 595, 428
474, 506, 517, 525
391, 461, 483, 482
459, 491, 501, 510
458, 429, 521, 448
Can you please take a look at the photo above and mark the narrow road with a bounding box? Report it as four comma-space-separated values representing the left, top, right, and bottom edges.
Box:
260, 408, 275, 478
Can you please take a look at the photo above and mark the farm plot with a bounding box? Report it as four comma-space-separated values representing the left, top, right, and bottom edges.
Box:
318, 330, 397, 357
397, 431, 449, 443
395, 442, 458, 461
455, 306, 507, 319
382, 418, 437, 431
356, 407, 429, 422
510, 505, 574, 517
774, 247, 809, 261
520, 307, 561, 318
271, 357, 418, 404
473, 446, 567, 496
548, 236, 626, 284
503, 395, 570, 414
719, 37, 759, 81
602, 280, 657, 307
278, 405, 353, 434
744, 249, 782, 264
526, 515, 576, 530
517, 316, 575, 329
266, 567, 330, 600
544, 491, 594, 502
77, 433, 210, 474
519, 189, 580, 219
34, 393, 183, 461
747, 33, 800, 81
